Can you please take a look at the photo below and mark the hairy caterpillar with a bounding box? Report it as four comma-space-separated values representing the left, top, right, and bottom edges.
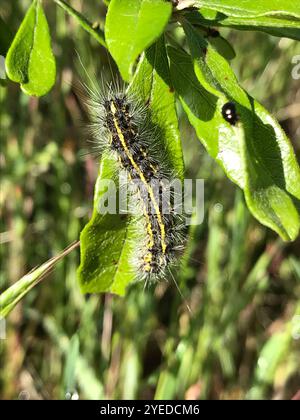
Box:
84, 81, 187, 283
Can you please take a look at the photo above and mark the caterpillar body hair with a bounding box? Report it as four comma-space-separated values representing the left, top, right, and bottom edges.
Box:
84, 80, 187, 283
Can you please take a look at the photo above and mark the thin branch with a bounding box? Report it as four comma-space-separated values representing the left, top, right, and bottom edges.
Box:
53, 0, 106, 47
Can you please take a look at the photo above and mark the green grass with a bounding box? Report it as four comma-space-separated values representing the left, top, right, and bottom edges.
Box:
0, 0, 299, 400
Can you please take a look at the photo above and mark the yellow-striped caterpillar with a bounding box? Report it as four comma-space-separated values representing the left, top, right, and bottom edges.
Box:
86, 83, 187, 283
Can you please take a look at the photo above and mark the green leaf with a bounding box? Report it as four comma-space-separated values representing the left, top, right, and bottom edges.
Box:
168, 22, 300, 240
168, 45, 244, 187
189, 25, 236, 60
77, 38, 184, 295
192, 0, 300, 19
5, 0, 56, 96
208, 34, 236, 60
105, 0, 172, 81
77, 154, 137, 296
184, 9, 300, 41
234, 120, 300, 242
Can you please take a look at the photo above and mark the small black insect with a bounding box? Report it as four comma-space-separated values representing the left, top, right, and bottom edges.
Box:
222, 102, 239, 125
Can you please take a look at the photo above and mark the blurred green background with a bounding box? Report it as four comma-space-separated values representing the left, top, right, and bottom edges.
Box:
0, 0, 299, 400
